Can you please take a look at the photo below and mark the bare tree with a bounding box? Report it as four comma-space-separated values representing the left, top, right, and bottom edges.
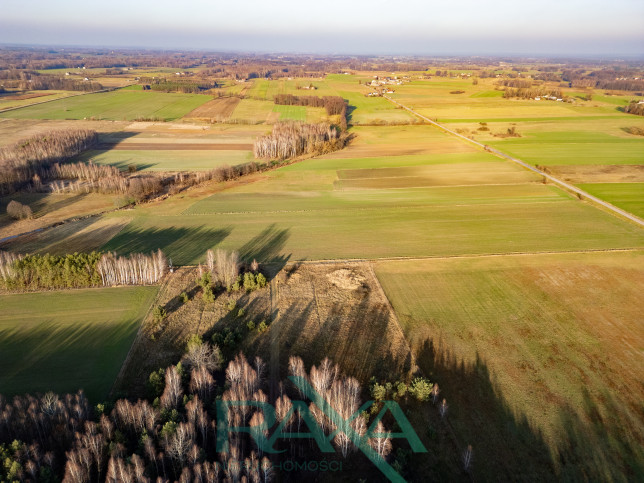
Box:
160, 366, 183, 410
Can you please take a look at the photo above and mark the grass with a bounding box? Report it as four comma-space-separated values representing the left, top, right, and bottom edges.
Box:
229, 99, 275, 124
578, 183, 644, 218
0, 286, 158, 401
77, 149, 254, 171
0, 89, 211, 121
375, 251, 644, 481
99, 181, 644, 265
272, 104, 307, 121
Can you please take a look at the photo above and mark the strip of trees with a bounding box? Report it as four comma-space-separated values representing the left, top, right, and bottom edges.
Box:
0, 129, 98, 194
18, 75, 103, 92
0, 250, 167, 290
253, 121, 350, 160
503, 87, 563, 99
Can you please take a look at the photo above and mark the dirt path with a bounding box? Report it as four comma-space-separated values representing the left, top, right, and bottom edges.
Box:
383, 95, 644, 229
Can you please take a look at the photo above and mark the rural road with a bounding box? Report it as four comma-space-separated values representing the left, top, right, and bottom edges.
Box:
383, 95, 644, 229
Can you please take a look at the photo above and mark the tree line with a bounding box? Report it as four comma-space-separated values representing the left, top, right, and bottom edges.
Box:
253, 122, 350, 160
503, 87, 563, 99
0, 250, 167, 290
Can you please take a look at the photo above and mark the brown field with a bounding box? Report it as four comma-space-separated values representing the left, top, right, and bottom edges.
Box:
114, 262, 415, 397
183, 96, 241, 120
335, 161, 541, 189
0, 118, 128, 147
0, 91, 55, 101
544, 164, 644, 183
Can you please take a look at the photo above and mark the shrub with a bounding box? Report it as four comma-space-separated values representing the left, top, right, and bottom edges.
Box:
197, 271, 211, 289
6, 200, 33, 220
227, 300, 237, 311
185, 334, 203, 352
147, 368, 165, 397
371, 382, 387, 402
202, 286, 215, 302
246, 320, 256, 331
153, 305, 167, 323
409, 377, 433, 402
243, 272, 257, 291
395, 381, 408, 399
180, 291, 189, 303
257, 320, 268, 333
256, 273, 267, 288
237, 308, 245, 318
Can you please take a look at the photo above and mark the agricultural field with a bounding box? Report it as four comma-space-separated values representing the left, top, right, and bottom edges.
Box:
578, 183, 644, 218
183, 96, 241, 121
76, 148, 254, 172
0, 88, 212, 121
374, 251, 644, 481
0, 286, 158, 401
0, 90, 76, 111
0, 191, 118, 241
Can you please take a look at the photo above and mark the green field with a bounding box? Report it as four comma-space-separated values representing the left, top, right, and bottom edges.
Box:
375, 251, 644, 481
77, 149, 254, 171
272, 104, 307, 121
0, 286, 158, 400
578, 183, 644, 218
0, 89, 211, 121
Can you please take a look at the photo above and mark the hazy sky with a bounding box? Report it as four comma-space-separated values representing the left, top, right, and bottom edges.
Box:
1, 0, 643, 57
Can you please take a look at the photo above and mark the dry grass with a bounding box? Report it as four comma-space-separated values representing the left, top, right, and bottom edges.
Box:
544, 164, 644, 183
114, 262, 415, 397
335, 161, 540, 189
0, 192, 118, 240
375, 251, 644, 481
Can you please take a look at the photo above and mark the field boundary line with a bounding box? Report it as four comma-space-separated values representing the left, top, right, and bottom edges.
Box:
383, 95, 644, 229
109, 273, 170, 398
271, 247, 644, 266
366, 262, 418, 375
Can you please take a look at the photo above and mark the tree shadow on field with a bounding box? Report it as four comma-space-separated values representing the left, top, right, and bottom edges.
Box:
413, 338, 644, 481
345, 103, 356, 126
102, 225, 232, 266
0, 318, 139, 402
239, 223, 291, 276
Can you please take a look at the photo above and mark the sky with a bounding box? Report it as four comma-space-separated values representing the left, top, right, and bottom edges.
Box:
1, 0, 643, 57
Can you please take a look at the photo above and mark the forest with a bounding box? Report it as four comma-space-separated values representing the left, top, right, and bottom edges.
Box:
0, 348, 434, 482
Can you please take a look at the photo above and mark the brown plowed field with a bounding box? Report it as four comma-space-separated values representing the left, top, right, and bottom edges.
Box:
183, 96, 241, 119
98, 142, 252, 150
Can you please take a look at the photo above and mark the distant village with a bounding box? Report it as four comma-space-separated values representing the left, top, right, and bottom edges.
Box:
365, 75, 410, 96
